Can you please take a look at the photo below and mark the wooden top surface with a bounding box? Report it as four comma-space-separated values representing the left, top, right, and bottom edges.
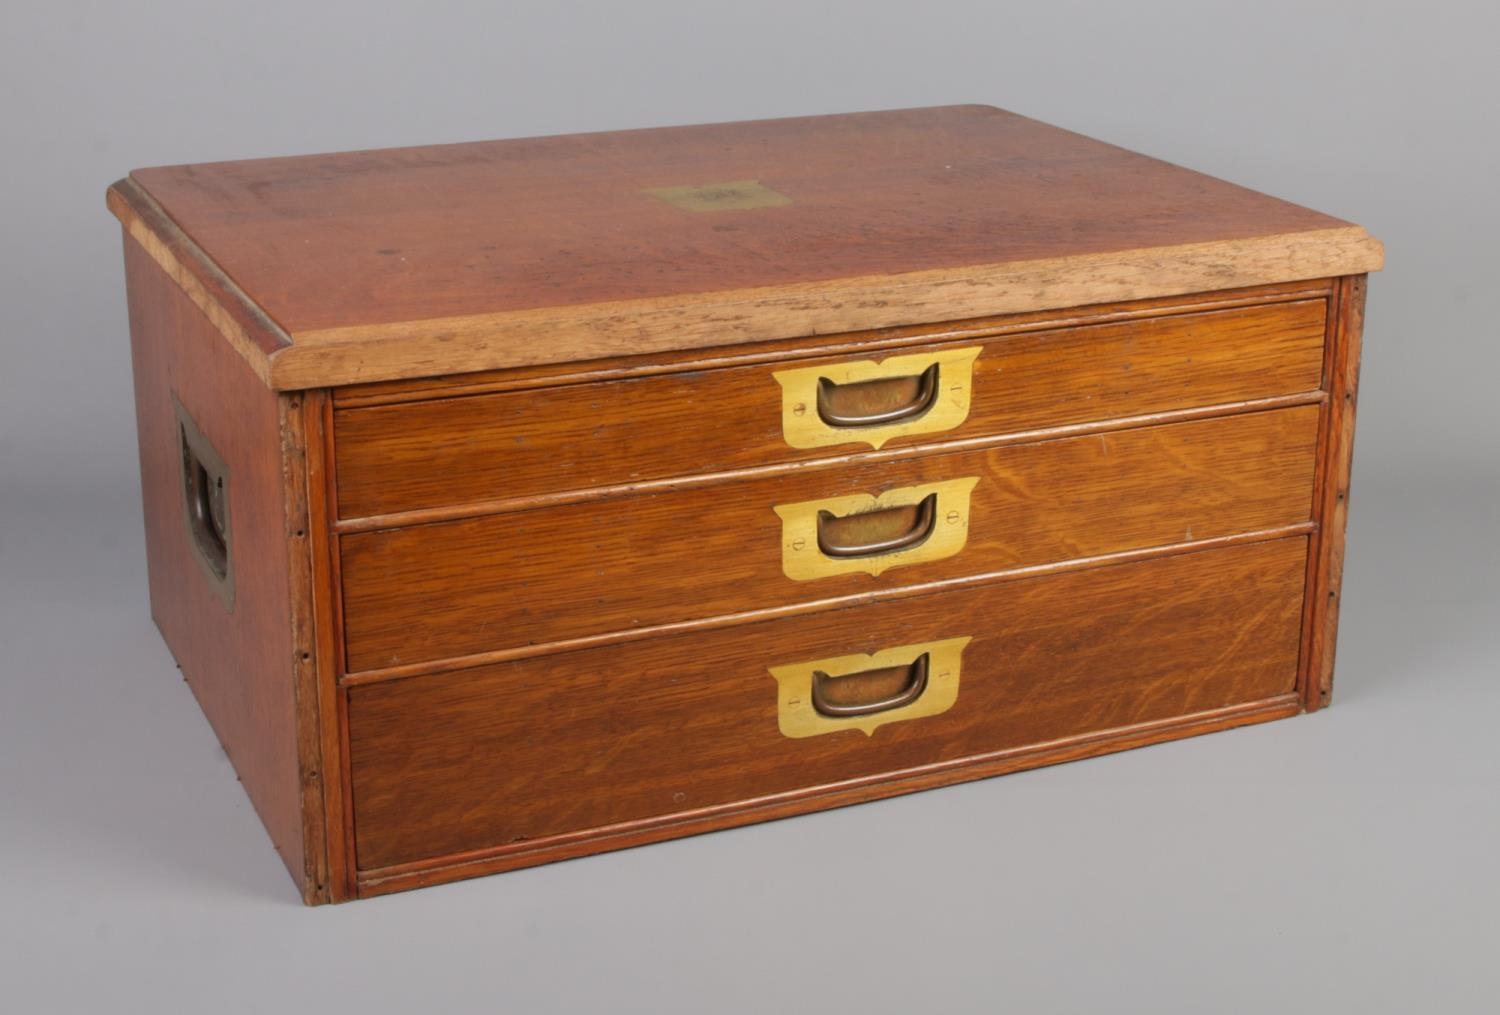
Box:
109, 105, 1382, 389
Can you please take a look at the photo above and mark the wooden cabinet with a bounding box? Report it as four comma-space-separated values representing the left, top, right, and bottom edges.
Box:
107, 104, 1380, 903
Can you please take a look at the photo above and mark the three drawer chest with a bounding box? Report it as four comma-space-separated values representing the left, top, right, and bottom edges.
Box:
107, 105, 1383, 903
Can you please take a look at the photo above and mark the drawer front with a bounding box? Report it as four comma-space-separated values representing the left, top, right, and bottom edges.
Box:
348, 536, 1308, 872
332, 299, 1326, 518
340, 405, 1318, 673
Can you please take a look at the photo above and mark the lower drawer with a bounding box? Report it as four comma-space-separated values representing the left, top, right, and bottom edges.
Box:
348, 536, 1308, 874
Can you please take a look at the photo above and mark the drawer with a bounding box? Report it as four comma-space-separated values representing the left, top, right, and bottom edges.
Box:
340, 405, 1318, 674
348, 536, 1308, 873
332, 299, 1327, 519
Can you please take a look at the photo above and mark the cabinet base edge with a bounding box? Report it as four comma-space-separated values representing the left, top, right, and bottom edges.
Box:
355, 692, 1302, 900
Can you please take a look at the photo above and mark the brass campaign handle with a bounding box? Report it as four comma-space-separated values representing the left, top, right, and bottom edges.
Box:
816, 362, 940, 428
815, 493, 937, 559
811, 653, 930, 718
173, 395, 234, 608
777, 479, 976, 581
185, 455, 229, 572
770, 636, 971, 738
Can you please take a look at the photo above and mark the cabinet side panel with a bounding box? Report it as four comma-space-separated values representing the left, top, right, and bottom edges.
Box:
123, 232, 310, 895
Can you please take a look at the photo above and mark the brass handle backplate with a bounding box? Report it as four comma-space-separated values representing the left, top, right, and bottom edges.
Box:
774, 347, 981, 451
770, 637, 972, 738
775, 477, 979, 581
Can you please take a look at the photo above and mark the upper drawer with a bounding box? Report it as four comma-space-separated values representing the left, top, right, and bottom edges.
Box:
332, 299, 1326, 519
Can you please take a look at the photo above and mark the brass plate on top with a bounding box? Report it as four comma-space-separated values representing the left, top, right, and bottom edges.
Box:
774, 476, 980, 581
769, 637, 973, 738
773, 347, 981, 451
643, 179, 792, 212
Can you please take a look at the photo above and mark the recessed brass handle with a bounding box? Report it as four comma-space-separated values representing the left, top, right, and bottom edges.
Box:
173, 394, 234, 608
816, 493, 937, 559
774, 347, 980, 451
776, 476, 978, 581
816, 363, 939, 428
769, 636, 971, 738
185, 456, 229, 573
811, 653, 929, 718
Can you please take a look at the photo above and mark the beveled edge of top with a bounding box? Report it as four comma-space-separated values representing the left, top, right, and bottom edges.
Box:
108, 177, 290, 388
107, 134, 1383, 393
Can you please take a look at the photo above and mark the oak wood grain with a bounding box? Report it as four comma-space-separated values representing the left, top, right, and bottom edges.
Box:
115, 106, 1380, 389
347, 537, 1308, 872
358, 692, 1302, 897
261, 230, 1377, 390
332, 280, 1334, 408
339, 525, 1312, 685
333, 299, 1326, 518
334, 394, 1326, 537
339, 406, 1319, 673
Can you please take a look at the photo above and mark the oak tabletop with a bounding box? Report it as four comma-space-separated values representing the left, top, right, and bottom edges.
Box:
109, 105, 1382, 389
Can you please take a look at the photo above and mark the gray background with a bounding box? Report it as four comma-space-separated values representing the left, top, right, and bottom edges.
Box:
2, 1, 1496, 1011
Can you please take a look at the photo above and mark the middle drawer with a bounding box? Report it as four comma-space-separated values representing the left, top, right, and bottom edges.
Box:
340, 405, 1318, 674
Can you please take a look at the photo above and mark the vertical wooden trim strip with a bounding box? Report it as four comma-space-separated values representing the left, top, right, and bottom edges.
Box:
1296, 293, 1339, 708
312, 393, 359, 901
280, 391, 331, 903
296, 391, 352, 902
1300, 274, 1366, 711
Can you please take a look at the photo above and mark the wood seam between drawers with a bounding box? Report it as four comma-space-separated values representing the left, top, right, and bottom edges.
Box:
332, 392, 1327, 532
331, 284, 1333, 408
354, 693, 1303, 895
338, 523, 1315, 686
